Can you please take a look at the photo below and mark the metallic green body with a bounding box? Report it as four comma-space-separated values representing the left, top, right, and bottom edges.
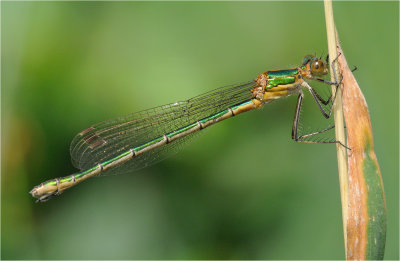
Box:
231, 100, 252, 110
167, 122, 198, 137
266, 69, 299, 88
267, 76, 296, 88
200, 109, 230, 122
135, 136, 165, 151
267, 68, 298, 78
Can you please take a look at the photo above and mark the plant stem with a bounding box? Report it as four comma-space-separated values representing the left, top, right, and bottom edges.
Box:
324, 0, 349, 257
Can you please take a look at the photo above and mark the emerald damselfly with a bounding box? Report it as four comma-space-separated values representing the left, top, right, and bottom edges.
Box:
30, 54, 342, 202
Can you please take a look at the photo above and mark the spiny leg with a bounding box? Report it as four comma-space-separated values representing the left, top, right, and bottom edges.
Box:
291, 92, 349, 148
291, 92, 334, 143
307, 74, 342, 108
313, 88, 332, 105
298, 125, 335, 139
291, 92, 304, 142
300, 81, 336, 119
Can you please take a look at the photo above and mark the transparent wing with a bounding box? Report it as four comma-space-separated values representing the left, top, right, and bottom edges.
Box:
99, 131, 199, 176
70, 81, 256, 174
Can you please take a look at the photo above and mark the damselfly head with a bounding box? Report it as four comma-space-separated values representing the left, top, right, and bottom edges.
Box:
302, 55, 328, 77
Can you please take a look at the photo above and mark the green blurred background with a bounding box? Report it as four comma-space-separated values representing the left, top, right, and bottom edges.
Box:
2, 1, 398, 259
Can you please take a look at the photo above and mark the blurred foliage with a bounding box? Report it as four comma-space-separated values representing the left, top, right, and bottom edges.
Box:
2, 2, 398, 259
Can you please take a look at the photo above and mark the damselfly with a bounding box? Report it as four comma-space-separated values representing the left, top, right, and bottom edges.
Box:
30, 54, 342, 202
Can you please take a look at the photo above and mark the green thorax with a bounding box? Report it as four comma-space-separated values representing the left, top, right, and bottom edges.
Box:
266, 68, 299, 88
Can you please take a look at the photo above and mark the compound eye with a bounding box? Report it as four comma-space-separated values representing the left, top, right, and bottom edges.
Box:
311, 60, 327, 75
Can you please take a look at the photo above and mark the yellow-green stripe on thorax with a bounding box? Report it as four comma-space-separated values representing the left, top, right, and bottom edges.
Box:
266, 68, 300, 88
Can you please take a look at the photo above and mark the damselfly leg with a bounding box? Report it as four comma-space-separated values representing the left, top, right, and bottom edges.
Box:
291, 54, 349, 149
